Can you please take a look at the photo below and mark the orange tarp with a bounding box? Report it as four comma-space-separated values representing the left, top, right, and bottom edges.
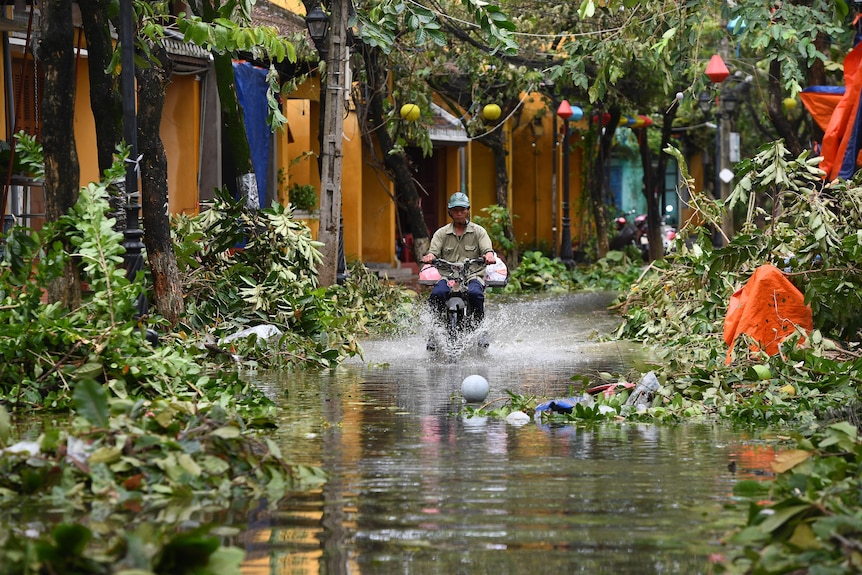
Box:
820, 41, 862, 180
723, 264, 813, 364
800, 90, 844, 132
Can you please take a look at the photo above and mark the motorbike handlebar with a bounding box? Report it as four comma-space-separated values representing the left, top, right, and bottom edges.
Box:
430, 257, 487, 269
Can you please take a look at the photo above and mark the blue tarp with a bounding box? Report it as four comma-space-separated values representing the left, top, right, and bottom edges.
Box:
233, 61, 270, 209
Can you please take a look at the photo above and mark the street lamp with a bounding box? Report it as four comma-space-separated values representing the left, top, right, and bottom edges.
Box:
305, 5, 330, 56
556, 99, 583, 265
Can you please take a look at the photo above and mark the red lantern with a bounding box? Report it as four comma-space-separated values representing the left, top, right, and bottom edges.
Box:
705, 54, 730, 84
556, 100, 573, 120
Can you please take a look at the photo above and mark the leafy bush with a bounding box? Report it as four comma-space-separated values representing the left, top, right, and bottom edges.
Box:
472, 204, 517, 263
570, 250, 646, 292
173, 189, 414, 368
505, 250, 574, 292
0, 181, 221, 409
503, 249, 643, 294
715, 422, 862, 574
618, 142, 862, 345
610, 141, 862, 571
288, 183, 318, 212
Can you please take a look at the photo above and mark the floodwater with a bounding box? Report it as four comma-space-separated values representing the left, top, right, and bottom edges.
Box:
239, 292, 775, 575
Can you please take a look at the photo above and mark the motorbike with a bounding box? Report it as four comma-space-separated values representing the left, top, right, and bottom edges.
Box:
419, 256, 508, 357
611, 213, 678, 259
610, 215, 648, 260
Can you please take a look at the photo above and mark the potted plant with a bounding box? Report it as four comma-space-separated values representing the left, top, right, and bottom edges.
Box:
288, 182, 319, 237
289, 183, 319, 214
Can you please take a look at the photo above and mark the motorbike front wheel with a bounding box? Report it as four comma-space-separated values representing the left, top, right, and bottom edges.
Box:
447, 310, 460, 339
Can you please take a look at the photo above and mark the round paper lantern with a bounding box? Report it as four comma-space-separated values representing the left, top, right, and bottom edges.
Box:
782, 97, 797, 111
400, 104, 421, 122
483, 104, 502, 121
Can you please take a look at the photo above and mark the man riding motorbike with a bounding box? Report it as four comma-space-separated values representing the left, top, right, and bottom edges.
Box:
421, 192, 496, 344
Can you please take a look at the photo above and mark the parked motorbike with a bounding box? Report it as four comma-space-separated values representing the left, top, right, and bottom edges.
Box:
419, 256, 508, 357
662, 219, 678, 254
610, 215, 648, 260
611, 213, 678, 259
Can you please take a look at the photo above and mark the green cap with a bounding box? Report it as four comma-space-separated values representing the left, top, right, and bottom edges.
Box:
447, 192, 470, 209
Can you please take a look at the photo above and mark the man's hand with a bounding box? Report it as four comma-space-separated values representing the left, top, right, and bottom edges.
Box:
483, 252, 496, 265
421, 253, 436, 264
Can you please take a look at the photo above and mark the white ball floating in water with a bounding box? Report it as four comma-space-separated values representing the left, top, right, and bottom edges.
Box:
461, 375, 490, 403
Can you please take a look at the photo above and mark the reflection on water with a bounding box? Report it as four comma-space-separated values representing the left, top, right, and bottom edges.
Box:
240, 293, 773, 575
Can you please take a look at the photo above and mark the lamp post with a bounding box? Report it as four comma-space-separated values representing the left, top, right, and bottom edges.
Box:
699, 54, 750, 245
306, 1, 348, 285
119, 0, 147, 316
555, 99, 583, 265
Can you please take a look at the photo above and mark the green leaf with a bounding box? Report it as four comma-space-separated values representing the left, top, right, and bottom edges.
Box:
758, 504, 810, 534
733, 479, 772, 498
51, 523, 93, 556
204, 546, 245, 574
0, 404, 10, 446
89, 446, 122, 464
211, 426, 241, 439
73, 379, 109, 428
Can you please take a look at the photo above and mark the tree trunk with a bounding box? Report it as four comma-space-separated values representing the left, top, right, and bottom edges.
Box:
78, 0, 122, 173
212, 52, 258, 208
639, 100, 678, 262
477, 128, 518, 266
78, 0, 126, 229
360, 45, 430, 259
588, 107, 620, 260
189, 0, 258, 209
136, 39, 183, 326
38, 0, 81, 307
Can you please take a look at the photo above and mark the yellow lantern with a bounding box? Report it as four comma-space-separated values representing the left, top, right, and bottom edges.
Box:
482, 104, 502, 121
782, 97, 797, 111
400, 104, 421, 122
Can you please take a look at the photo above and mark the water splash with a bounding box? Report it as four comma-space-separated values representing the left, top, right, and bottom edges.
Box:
349, 292, 640, 382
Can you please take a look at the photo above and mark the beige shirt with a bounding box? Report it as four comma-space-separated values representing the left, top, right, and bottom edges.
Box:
427, 221, 493, 283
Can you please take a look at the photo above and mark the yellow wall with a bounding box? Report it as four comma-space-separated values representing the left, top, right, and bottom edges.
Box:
361, 146, 395, 264
0, 30, 100, 188
341, 111, 361, 261
72, 48, 100, 186
442, 146, 460, 214
285, 98, 316, 197
284, 74, 371, 263
0, 32, 202, 218
468, 142, 496, 213
269, 0, 305, 15
510, 116, 548, 250
162, 74, 201, 215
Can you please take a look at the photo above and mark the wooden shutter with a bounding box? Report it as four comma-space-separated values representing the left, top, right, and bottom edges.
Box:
11, 54, 40, 141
